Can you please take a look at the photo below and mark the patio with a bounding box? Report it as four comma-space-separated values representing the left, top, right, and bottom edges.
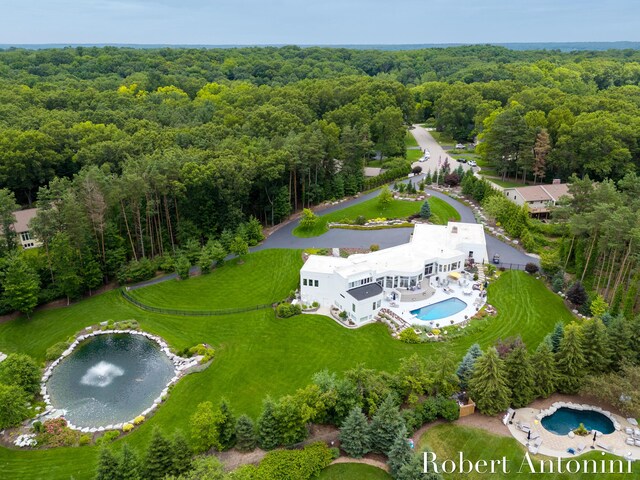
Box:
506, 401, 640, 461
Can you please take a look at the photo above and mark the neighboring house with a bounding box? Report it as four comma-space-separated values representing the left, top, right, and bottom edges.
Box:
503, 182, 570, 217
300, 222, 487, 325
12, 208, 40, 249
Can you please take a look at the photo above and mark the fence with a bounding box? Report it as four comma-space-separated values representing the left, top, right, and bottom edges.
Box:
459, 399, 476, 417
120, 288, 273, 316
495, 262, 529, 271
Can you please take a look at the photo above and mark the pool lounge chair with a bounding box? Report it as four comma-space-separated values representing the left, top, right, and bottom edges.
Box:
597, 442, 614, 453
576, 443, 586, 453
528, 438, 542, 454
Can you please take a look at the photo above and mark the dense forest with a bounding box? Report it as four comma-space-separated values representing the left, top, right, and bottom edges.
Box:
0, 45, 639, 313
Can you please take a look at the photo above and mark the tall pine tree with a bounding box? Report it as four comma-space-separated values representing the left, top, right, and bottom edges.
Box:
339, 406, 371, 458
504, 345, 535, 408
95, 447, 120, 480
145, 428, 175, 480
217, 398, 236, 450
117, 443, 141, 480
531, 341, 558, 398
556, 323, 586, 394
368, 394, 404, 455
550, 322, 564, 353
387, 428, 412, 478
580, 318, 611, 374
235, 414, 258, 452
456, 343, 482, 391
257, 396, 281, 450
468, 347, 511, 415
171, 431, 192, 476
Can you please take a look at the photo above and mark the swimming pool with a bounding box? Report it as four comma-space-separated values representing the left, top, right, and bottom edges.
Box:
541, 407, 615, 436
411, 298, 467, 321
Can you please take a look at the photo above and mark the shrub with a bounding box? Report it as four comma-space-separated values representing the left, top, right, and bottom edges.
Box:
32, 420, 44, 433
256, 442, 333, 480
299, 209, 318, 230
174, 255, 191, 280
566, 281, 588, 306
435, 397, 460, 422
412, 165, 423, 175
79, 434, 91, 446
122, 423, 134, 433
399, 328, 421, 344
276, 303, 301, 318
36, 418, 80, 447
574, 423, 589, 436
417, 397, 439, 424
370, 244, 380, 252
95, 430, 120, 446
551, 272, 565, 292
312, 301, 319, 308
45, 342, 70, 361
473, 273, 479, 281
525, 263, 539, 274
339, 311, 348, 319
133, 415, 145, 425
354, 215, 366, 226
0, 353, 41, 395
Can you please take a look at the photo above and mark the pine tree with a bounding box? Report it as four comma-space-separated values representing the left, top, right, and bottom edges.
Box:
531, 341, 558, 398
580, 318, 611, 374
456, 343, 482, 391
339, 406, 371, 458
368, 395, 404, 455
217, 398, 236, 450
171, 431, 192, 475
145, 428, 175, 480
235, 414, 258, 452
257, 396, 281, 450
424, 170, 432, 184
504, 345, 535, 408
550, 322, 564, 353
556, 323, 586, 394
117, 443, 141, 480
387, 428, 412, 478
419, 201, 431, 220
397, 453, 444, 480
468, 347, 511, 415
95, 447, 120, 480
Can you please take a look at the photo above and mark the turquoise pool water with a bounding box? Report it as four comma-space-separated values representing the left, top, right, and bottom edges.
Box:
541, 407, 615, 435
411, 298, 467, 321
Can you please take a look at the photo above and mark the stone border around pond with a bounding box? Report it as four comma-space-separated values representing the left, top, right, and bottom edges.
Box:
37, 329, 203, 433
535, 401, 622, 432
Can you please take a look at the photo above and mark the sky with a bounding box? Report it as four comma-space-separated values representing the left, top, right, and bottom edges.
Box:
0, 0, 638, 45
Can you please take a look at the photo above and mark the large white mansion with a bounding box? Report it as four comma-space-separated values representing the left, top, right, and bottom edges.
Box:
300, 222, 488, 325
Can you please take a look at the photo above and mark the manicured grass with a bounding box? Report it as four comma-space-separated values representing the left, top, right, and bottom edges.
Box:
293, 196, 460, 238
319, 463, 391, 479
488, 178, 528, 188
405, 129, 420, 148
429, 130, 456, 146
127, 250, 302, 311
419, 424, 638, 479
0, 269, 574, 479
407, 148, 423, 162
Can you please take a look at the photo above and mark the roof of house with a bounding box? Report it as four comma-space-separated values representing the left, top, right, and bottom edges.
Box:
347, 282, 383, 301
506, 184, 570, 203
12, 208, 38, 233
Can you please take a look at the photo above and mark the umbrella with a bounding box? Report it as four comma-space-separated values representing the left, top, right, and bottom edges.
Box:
527, 431, 531, 441
593, 431, 597, 442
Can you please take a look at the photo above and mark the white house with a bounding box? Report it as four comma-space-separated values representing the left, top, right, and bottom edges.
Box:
11, 208, 41, 249
300, 222, 487, 325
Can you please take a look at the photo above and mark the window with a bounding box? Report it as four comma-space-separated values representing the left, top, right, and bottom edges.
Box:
303, 279, 307, 286
348, 277, 372, 289
376, 300, 381, 309
314, 280, 319, 287
424, 263, 433, 275
372, 302, 376, 310
400, 276, 408, 288
376, 277, 383, 286
20, 231, 31, 242
385, 277, 393, 288
352, 303, 356, 312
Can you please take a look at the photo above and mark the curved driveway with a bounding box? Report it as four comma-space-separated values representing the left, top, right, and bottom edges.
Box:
256, 180, 537, 266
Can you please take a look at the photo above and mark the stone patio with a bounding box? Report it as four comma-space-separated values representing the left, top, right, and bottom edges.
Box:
507, 401, 640, 461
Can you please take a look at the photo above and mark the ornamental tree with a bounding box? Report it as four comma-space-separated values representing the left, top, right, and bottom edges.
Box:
339, 406, 370, 458
456, 343, 482, 391
235, 414, 257, 452
419, 200, 432, 219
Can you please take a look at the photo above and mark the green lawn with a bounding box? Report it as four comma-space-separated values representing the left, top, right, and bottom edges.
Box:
0, 268, 574, 479
127, 250, 302, 311
318, 463, 391, 479
419, 424, 638, 479
429, 130, 456, 147
405, 129, 420, 148
293, 196, 460, 238
487, 178, 528, 189
407, 148, 423, 162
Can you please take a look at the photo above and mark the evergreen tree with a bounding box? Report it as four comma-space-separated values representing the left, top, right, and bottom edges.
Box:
0, 188, 19, 254
95, 447, 120, 480
397, 453, 444, 480
550, 322, 564, 353
566, 281, 588, 306
1, 254, 40, 317
217, 398, 236, 450
556, 323, 586, 394
424, 170, 432, 184
257, 396, 281, 450
456, 343, 482, 391
235, 414, 258, 452
468, 347, 511, 415
171, 431, 192, 475
117, 443, 141, 480
368, 394, 404, 455
387, 428, 412, 478
504, 345, 535, 408
606, 314, 634, 367
145, 428, 175, 480
419, 200, 431, 220
82, 256, 104, 295
580, 318, 611, 374
339, 406, 371, 458
531, 341, 558, 398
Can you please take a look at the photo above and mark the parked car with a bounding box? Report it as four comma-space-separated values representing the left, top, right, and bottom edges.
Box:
468, 160, 477, 167
492, 254, 500, 264
455, 143, 466, 149
458, 158, 467, 163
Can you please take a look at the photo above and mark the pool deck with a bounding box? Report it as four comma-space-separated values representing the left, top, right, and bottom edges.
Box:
507, 400, 640, 461
384, 276, 486, 326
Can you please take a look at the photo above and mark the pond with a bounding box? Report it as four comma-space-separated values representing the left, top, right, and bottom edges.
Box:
47, 334, 175, 428
541, 407, 615, 436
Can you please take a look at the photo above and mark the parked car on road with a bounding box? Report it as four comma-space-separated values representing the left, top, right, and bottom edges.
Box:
458, 158, 467, 163
492, 254, 500, 264
455, 143, 466, 149
468, 160, 477, 167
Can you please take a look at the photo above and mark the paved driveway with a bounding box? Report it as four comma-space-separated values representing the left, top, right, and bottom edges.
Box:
409, 125, 473, 175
